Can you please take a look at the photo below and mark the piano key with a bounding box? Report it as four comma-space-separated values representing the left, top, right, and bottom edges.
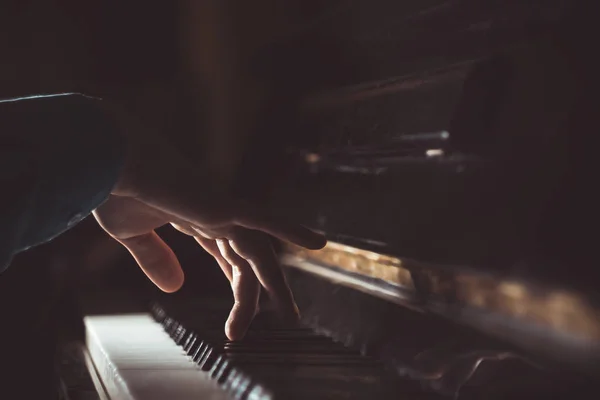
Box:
148, 301, 436, 399
84, 313, 229, 400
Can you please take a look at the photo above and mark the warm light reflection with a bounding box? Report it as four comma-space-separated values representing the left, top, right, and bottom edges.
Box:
426, 148, 444, 157
305, 153, 321, 164
290, 241, 414, 289
283, 241, 600, 341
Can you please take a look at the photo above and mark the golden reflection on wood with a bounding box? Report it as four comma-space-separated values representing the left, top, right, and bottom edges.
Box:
283, 242, 600, 342
287, 242, 414, 289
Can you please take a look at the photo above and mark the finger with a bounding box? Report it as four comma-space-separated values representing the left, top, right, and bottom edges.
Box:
234, 209, 326, 250
171, 223, 234, 283
170, 222, 197, 236
216, 239, 260, 340
117, 231, 184, 293
228, 230, 299, 323
94, 196, 169, 239
194, 236, 233, 283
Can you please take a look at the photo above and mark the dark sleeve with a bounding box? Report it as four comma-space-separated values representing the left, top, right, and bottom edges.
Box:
0, 93, 125, 271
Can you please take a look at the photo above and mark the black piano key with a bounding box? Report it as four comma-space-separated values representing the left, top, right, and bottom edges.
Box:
188, 339, 205, 357
151, 306, 166, 323
233, 377, 253, 400
199, 348, 219, 371
182, 333, 197, 352
210, 357, 232, 382
162, 317, 174, 331
221, 344, 360, 355
168, 322, 181, 337
184, 335, 198, 353
171, 324, 183, 340
153, 299, 411, 399
209, 356, 226, 378
217, 364, 233, 384
223, 369, 240, 392
175, 327, 188, 345
192, 343, 210, 363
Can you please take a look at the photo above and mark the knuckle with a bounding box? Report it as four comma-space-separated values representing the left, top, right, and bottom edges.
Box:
231, 264, 245, 277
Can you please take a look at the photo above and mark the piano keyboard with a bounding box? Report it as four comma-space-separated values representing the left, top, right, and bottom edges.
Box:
85, 299, 431, 399
84, 313, 229, 400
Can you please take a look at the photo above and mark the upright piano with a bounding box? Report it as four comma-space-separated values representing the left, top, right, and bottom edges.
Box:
45, 0, 600, 398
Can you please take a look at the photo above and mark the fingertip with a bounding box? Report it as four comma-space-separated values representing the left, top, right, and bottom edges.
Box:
149, 248, 185, 293
225, 318, 246, 341
158, 270, 185, 293
119, 232, 185, 294
225, 306, 253, 341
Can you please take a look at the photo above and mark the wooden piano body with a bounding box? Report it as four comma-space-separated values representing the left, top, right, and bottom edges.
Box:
233, 0, 599, 385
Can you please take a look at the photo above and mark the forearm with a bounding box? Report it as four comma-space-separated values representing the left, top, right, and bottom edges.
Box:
0, 94, 124, 271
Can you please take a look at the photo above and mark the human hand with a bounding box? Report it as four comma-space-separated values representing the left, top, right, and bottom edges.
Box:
93, 134, 325, 340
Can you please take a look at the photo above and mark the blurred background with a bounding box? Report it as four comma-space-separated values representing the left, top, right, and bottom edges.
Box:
0, 1, 598, 398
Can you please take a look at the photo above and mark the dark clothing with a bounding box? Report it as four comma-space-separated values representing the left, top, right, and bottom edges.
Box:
0, 93, 124, 271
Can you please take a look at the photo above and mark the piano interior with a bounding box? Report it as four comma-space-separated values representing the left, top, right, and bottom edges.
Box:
1, 0, 599, 399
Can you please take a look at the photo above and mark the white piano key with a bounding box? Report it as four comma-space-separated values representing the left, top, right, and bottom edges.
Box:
85, 313, 229, 400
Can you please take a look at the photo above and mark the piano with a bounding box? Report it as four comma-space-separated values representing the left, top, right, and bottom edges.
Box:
2, 0, 598, 399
